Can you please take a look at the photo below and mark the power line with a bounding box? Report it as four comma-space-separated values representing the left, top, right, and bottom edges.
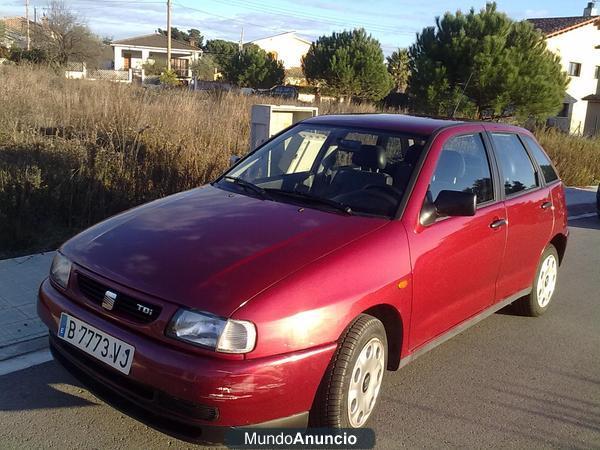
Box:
30, 0, 410, 49
63, 0, 164, 3
205, 0, 415, 35
173, 2, 287, 35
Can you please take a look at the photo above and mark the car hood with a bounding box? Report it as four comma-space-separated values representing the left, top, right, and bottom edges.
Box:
62, 185, 388, 317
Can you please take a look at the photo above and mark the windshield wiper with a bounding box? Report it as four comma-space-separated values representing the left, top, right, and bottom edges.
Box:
222, 176, 271, 200
265, 189, 352, 215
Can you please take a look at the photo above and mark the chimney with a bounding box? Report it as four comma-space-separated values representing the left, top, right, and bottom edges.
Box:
584, 1, 598, 16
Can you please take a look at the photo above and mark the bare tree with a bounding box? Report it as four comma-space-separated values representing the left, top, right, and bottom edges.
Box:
35, 1, 101, 65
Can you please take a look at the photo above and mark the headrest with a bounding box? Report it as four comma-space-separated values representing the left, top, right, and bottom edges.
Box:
436, 150, 465, 181
404, 144, 424, 165
352, 145, 387, 171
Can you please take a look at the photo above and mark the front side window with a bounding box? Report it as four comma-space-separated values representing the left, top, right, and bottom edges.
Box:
429, 133, 494, 205
220, 124, 428, 218
491, 133, 538, 195
522, 135, 559, 183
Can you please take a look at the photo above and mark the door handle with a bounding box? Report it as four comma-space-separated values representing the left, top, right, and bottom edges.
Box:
490, 219, 507, 229
541, 201, 553, 210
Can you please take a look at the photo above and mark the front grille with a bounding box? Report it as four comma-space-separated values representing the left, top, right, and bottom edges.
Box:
77, 273, 161, 324
51, 335, 219, 422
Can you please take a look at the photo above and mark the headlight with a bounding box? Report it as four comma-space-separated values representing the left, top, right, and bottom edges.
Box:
166, 309, 256, 354
50, 252, 72, 289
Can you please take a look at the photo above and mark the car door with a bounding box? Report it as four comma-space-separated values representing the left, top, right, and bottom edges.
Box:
488, 132, 555, 301
405, 128, 507, 350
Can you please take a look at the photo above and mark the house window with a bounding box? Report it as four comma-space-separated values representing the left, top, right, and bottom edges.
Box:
557, 103, 570, 118
568, 62, 581, 77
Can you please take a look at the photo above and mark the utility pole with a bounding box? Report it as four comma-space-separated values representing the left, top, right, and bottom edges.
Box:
238, 27, 244, 52
34, 6, 37, 24
25, 0, 30, 50
166, 0, 172, 71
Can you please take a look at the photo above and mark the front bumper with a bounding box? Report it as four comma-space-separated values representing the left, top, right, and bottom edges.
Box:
38, 278, 336, 441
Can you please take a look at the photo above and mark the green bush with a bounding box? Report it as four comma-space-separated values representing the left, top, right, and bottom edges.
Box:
159, 69, 180, 86
535, 127, 600, 186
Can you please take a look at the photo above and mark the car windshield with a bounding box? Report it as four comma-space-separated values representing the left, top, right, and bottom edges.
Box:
217, 124, 429, 218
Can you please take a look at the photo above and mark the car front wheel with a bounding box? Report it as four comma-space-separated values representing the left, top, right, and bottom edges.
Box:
310, 314, 387, 428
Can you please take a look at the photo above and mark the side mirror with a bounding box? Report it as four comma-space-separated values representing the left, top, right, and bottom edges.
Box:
419, 200, 437, 227
435, 190, 476, 217
229, 155, 241, 167
420, 190, 476, 226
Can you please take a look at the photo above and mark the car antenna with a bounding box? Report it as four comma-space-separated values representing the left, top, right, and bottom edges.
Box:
452, 70, 474, 119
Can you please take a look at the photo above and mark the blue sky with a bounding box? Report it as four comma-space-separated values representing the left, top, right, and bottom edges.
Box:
0, 0, 589, 53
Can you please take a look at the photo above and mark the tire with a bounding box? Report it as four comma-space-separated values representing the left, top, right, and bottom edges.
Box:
515, 244, 559, 317
310, 314, 387, 428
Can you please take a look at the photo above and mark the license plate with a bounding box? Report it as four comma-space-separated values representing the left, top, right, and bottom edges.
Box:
57, 313, 135, 375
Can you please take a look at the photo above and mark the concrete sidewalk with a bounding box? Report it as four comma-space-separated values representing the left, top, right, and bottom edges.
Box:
0, 252, 54, 360
0, 186, 597, 361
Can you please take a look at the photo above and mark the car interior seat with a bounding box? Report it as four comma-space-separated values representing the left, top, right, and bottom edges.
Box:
328, 145, 392, 195
393, 143, 424, 190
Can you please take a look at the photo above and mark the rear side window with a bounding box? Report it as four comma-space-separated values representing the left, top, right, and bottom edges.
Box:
491, 133, 538, 195
522, 135, 559, 183
429, 133, 494, 205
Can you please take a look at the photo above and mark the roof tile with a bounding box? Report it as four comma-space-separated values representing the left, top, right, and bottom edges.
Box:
527, 16, 599, 35
112, 33, 199, 51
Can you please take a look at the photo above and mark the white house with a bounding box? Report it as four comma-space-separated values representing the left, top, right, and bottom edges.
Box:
528, 2, 600, 136
250, 31, 311, 70
111, 33, 202, 79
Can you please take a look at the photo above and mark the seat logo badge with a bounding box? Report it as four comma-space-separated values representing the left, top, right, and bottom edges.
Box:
102, 290, 117, 311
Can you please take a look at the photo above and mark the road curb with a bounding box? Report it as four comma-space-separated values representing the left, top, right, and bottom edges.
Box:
0, 334, 48, 362
0, 348, 53, 376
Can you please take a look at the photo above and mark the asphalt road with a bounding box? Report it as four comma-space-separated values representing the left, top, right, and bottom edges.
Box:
1, 216, 599, 449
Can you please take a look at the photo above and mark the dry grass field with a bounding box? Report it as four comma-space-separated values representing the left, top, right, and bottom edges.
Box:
0, 65, 598, 257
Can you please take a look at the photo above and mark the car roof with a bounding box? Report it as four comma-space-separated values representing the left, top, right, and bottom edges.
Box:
303, 114, 463, 136
303, 114, 531, 138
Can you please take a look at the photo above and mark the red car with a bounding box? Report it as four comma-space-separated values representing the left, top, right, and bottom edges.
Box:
38, 114, 568, 442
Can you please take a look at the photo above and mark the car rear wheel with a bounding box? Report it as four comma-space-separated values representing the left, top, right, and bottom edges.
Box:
515, 244, 559, 317
310, 314, 387, 428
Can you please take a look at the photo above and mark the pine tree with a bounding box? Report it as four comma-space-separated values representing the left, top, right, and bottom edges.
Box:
222, 45, 285, 88
302, 29, 392, 101
408, 2, 568, 120
387, 49, 410, 93
204, 39, 239, 70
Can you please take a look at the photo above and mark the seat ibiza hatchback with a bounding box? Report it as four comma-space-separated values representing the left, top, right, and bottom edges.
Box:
39, 114, 568, 442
